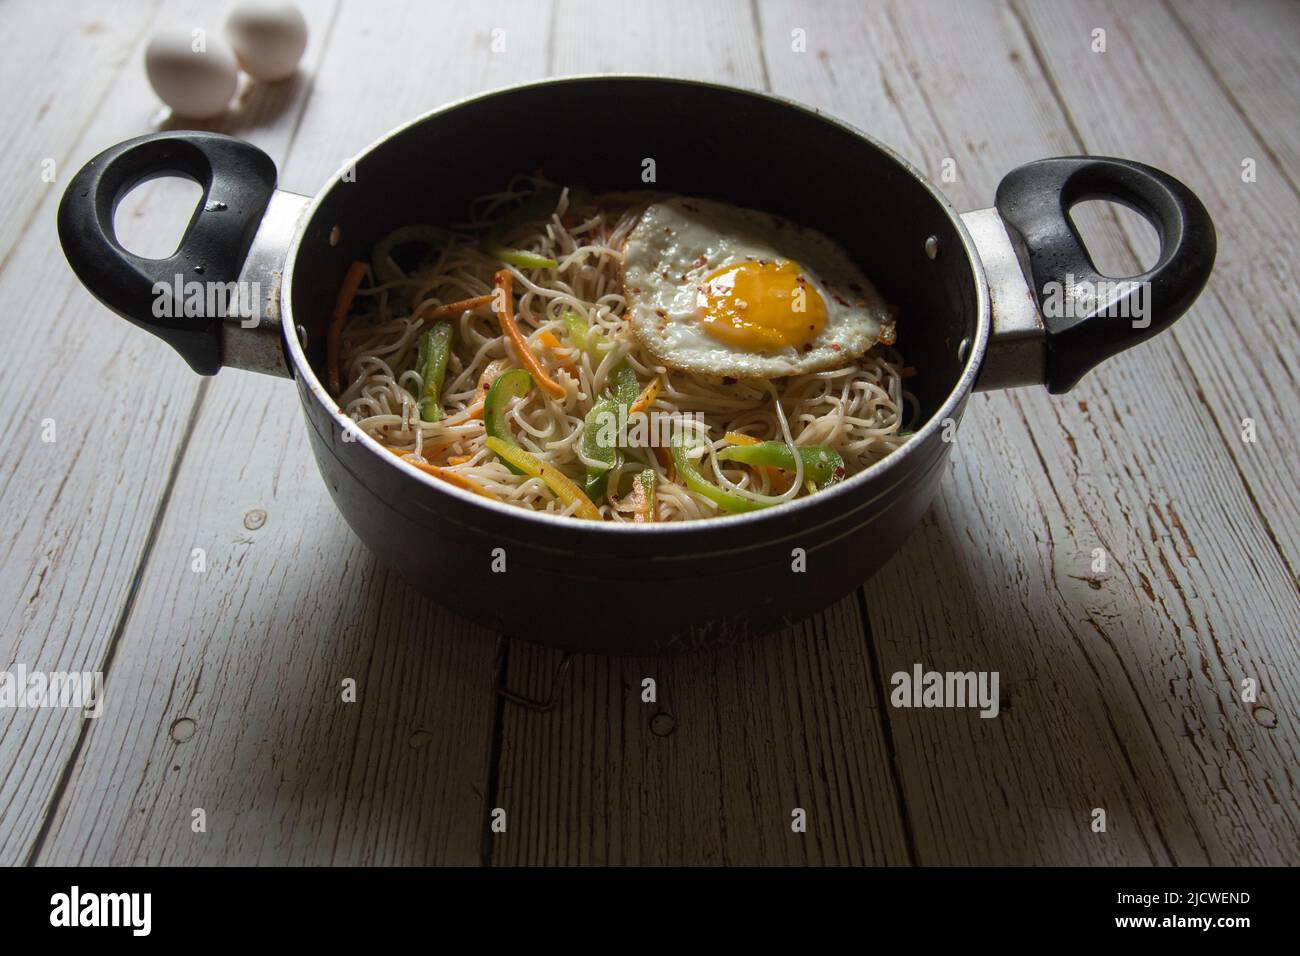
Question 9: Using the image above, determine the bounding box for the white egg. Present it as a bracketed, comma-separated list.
[620, 198, 888, 379]
[145, 26, 240, 119]
[225, 1, 308, 82]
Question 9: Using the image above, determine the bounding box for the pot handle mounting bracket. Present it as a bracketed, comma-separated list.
[57, 131, 278, 375]
[990, 155, 1216, 393]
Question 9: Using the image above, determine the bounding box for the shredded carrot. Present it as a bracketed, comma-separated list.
[327, 261, 369, 396]
[383, 446, 502, 501]
[447, 454, 472, 465]
[630, 377, 661, 417]
[417, 293, 494, 325]
[493, 270, 566, 399]
[467, 358, 510, 420]
[538, 328, 578, 379]
[652, 444, 676, 483]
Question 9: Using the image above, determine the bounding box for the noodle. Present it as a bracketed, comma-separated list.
[338, 176, 916, 522]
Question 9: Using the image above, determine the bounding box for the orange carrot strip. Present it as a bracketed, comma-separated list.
[538, 328, 578, 379]
[652, 444, 676, 483]
[383, 446, 502, 501]
[630, 377, 661, 417]
[493, 270, 566, 399]
[417, 293, 494, 324]
[327, 261, 369, 396]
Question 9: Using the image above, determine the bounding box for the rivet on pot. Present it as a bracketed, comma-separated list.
[957, 336, 971, 363]
[924, 235, 940, 259]
[328, 224, 341, 247]
[296, 324, 309, 348]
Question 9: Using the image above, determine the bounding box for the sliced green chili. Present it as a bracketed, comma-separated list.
[670, 434, 771, 514]
[580, 361, 641, 501]
[484, 368, 533, 475]
[372, 224, 452, 284]
[481, 243, 558, 270]
[563, 311, 589, 350]
[415, 321, 454, 422]
[716, 442, 846, 488]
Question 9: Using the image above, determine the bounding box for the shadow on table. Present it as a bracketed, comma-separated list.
[158, 71, 309, 138]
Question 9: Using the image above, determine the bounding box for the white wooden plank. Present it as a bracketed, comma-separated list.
[0, 0, 162, 269]
[550, 0, 765, 84]
[37, 0, 552, 866]
[1172, 0, 1300, 191]
[496, 600, 912, 865]
[759, 0, 1300, 863]
[1015, 0, 1300, 575]
[0, 0, 334, 865]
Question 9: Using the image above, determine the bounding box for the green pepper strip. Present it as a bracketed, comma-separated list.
[564, 310, 606, 357]
[716, 442, 846, 488]
[416, 322, 454, 422]
[480, 187, 563, 270]
[372, 224, 452, 284]
[481, 243, 559, 271]
[580, 362, 640, 501]
[670, 434, 771, 514]
[563, 311, 588, 350]
[484, 368, 533, 475]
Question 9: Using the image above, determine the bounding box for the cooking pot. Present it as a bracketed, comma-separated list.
[58, 76, 1215, 654]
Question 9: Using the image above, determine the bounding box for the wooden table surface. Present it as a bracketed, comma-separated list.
[1, 0, 1296, 866]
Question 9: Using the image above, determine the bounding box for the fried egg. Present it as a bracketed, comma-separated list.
[620, 197, 888, 378]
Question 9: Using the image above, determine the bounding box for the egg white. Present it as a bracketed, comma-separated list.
[620, 198, 887, 379]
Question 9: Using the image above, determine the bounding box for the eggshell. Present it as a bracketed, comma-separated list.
[145, 25, 239, 119]
[225, 1, 308, 82]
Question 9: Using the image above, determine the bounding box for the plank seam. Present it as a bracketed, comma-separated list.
[749, 0, 773, 91]
[23, 377, 211, 866]
[1006, 0, 1298, 588]
[1009, 390, 1209, 864]
[479, 637, 510, 866]
[0, 0, 166, 287]
[1161, 0, 1300, 202]
[853, 585, 920, 865]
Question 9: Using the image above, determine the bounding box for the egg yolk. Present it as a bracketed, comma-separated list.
[695, 260, 827, 352]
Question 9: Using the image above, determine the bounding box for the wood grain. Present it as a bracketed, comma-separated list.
[489, 0, 912, 866]
[1, 0, 1294, 868]
[36, 0, 551, 866]
[0, 0, 162, 269]
[1171, 0, 1300, 195]
[752, 0, 1299, 863]
[495, 599, 911, 865]
[0, 0, 335, 865]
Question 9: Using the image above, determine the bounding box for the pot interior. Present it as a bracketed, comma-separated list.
[290, 76, 979, 431]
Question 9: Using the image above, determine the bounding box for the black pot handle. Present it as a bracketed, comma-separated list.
[995, 156, 1215, 393]
[57, 131, 277, 375]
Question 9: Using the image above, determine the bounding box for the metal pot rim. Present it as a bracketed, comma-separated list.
[281, 73, 992, 535]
